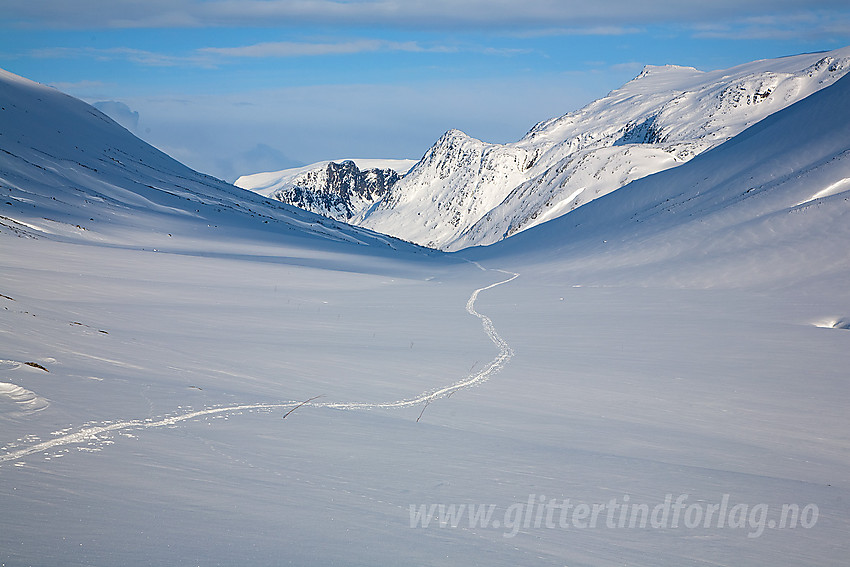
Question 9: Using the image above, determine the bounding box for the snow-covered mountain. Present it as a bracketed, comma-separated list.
[476, 68, 850, 289]
[0, 68, 425, 253]
[235, 159, 415, 222]
[357, 46, 850, 250]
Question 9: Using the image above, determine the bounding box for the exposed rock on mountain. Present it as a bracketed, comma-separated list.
[236, 159, 414, 223]
[271, 160, 400, 221]
[355, 47, 850, 250]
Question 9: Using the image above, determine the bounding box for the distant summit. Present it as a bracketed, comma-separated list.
[0, 67, 417, 252]
[237, 159, 415, 223]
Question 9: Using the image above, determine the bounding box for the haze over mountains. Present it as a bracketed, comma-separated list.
[0, 68, 427, 256]
[2, 47, 850, 567]
[239, 46, 850, 251]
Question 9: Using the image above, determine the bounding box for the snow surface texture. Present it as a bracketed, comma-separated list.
[347, 46, 850, 250]
[3, 60, 850, 567]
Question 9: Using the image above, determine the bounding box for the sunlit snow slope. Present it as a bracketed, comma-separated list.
[476, 69, 850, 289]
[360, 46, 850, 250]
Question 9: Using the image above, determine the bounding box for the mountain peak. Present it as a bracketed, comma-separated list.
[634, 63, 701, 80]
[353, 46, 850, 251]
[236, 159, 410, 223]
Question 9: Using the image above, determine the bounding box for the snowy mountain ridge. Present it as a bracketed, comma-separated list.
[236, 159, 415, 222]
[0, 68, 418, 253]
[355, 46, 850, 250]
[476, 69, 850, 289]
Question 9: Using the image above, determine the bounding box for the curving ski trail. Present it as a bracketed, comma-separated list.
[1, 265, 519, 464]
[321, 266, 518, 410]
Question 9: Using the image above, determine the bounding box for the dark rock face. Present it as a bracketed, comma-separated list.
[273, 161, 401, 221]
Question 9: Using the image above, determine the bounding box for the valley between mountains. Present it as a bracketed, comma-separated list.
[2, 48, 850, 566]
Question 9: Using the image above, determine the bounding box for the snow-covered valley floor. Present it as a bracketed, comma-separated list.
[2, 231, 848, 566]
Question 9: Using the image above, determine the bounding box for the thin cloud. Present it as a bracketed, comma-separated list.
[476, 47, 534, 56]
[511, 25, 643, 38]
[31, 46, 207, 67]
[5, 0, 850, 30]
[26, 39, 502, 68]
[691, 12, 850, 41]
[199, 39, 450, 58]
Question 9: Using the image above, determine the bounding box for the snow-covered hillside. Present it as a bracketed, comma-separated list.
[359, 46, 850, 250]
[476, 67, 850, 287]
[236, 158, 415, 222]
[0, 68, 419, 253]
[2, 63, 850, 567]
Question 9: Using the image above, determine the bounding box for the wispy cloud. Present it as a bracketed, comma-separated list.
[690, 12, 850, 41]
[511, 25, 643, 38]
[31, 46, 207, 67]
[5, 0, 849, 31]
[27, 38, 525, 68]
[199, 39, 452, 58]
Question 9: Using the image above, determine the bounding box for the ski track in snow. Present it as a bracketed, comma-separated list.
[0, 265, 519, 465]
[322, 263, 518, 410]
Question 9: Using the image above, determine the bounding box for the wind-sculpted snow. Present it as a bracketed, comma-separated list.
[358, 47, 850, 250]
[0, 382, 49, 415]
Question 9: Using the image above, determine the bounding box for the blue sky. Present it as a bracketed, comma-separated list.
[2, 1, 850, 181]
